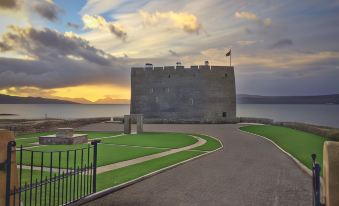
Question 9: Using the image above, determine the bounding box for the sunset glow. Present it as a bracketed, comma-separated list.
[0, 0, 338, 103]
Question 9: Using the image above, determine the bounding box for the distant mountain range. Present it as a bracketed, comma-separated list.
[1, 94, 339, 104]
[0, 94, 78, 104]
[237, 94, 339, 104]
[0, 94, 129, 104]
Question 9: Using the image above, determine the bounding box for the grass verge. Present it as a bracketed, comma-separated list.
[96, 150, 204, 190]
[100, 132, 197, 148]
[239, 125, 331, 173]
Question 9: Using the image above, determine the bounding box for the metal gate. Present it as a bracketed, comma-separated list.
[4, 140, 99, 206]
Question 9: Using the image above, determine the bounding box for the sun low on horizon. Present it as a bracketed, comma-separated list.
[0, 0, 338, 103]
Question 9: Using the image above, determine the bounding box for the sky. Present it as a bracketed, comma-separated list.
[0, 0, 338, 103]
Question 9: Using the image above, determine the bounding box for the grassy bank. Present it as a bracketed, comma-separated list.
[240, 125, 331, 172]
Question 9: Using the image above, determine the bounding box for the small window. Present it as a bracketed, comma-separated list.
[225, 73, 228, 78]
[190, 98, 194, 105]
[168, 74, 171, 78]
[222, 112, 227, 117]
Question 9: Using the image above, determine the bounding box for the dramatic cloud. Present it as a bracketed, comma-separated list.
[32, 0, 62, 22]
[0, 0, 19, 10]
[67, 22, 80, 29]
[271, 39, 293, 49]
[82, 14, 127, 41]
[0, 26, 129, 89]
[235, 11, 272, 27]
[168, 49, 180, 57]
[140, 11, 203, 34]
[237, 40, 257, 46]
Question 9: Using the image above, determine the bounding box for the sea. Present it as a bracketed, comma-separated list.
[0, 104, 338, 128]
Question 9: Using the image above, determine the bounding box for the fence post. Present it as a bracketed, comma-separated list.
[0, 129, 19, 206]
[314, 163, 321, 206]
[91, 140, 100, 193]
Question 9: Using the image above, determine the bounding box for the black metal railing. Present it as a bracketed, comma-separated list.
[5, 140, 99, 206]
[311, 154, 324, 206]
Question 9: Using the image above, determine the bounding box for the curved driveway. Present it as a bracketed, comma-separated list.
[82, 124, 312, 206]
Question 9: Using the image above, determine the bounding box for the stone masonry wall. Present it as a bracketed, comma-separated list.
[130, 65, 236, 123]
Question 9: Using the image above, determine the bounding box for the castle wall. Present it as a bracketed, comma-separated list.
[130, 65, 236, 123]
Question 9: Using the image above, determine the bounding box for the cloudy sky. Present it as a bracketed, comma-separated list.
[0, 0, 338, 103]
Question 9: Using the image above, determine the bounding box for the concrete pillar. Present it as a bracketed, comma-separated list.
[136, 115, 143, 134]
[323, 141, 339, 206]
[124, 115, 131, 134]
[0, 129, 19, 206]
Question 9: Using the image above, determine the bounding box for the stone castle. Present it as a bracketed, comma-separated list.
[130, 62, 236, 123]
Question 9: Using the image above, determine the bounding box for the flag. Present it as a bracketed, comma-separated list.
[226, 49, 231, 56]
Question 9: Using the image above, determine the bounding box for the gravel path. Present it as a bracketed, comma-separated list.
[80, 123, 312, 206]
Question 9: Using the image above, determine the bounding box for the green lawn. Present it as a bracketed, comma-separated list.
[18, 144, 167, 169]
[100, 132, 198, 148]
[97, 150, 204, 190]
[15, 131, 120, 147]
[12, 131, 222, 205]
[240, 125, 331, 172]
[193, 134, 222, 151]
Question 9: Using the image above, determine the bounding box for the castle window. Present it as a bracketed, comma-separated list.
[222, 112, 227, 117]
[225, 73, 228, 78]
[168, 74, 171, 78]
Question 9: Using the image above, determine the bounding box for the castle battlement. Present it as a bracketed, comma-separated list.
[132, 65, 234, 73]
[130, 62, 236, 123]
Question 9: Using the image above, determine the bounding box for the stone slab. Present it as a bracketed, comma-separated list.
[39, 134, 88, 145]
[56, 128, 74, 138]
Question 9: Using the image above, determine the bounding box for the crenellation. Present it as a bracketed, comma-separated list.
[153, 66, 163, 71]
[199, 65, 211, 70]
[145, 67, 154, 72]
[164, 66, 175, 72]
[130, 62, 236, 123]
[164, 66, 175, 70]
[131, 65, 233, 75]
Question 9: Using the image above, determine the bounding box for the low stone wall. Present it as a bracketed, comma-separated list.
[238, 117, 339, 140]
[39, 134, 88, 145]
[238, 117, 274, 124]
[0, 117, 110, 135]
[272, 122, 339, 141]
[143, 118, 238, 124]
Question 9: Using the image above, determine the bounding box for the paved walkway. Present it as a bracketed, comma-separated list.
[79, 123, 312, 206]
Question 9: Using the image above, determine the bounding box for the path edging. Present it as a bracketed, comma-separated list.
[71, 134, 223, 206]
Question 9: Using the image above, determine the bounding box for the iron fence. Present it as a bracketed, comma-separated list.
[5, 140, 99, 206]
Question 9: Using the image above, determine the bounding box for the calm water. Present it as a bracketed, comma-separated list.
[0, 104, 338, 128]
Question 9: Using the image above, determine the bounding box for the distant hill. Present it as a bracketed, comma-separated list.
[94, 97, 130, 104]
[0, 94, 78, 104]
[237, 94, 339, 104]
